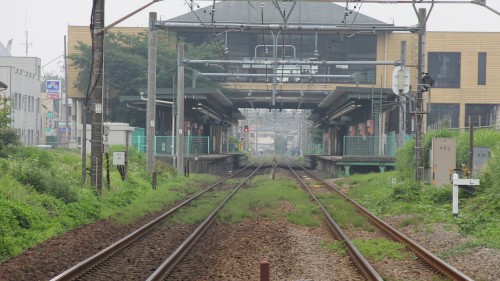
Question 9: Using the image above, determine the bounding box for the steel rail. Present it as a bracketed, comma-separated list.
[294, 162, 475, 281]
[146, 162, 264, 280]
[286, 162, 383, 281]
[50, 161, 258, 281]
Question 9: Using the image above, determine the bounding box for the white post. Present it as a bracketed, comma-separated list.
[452, 172, 459, 218]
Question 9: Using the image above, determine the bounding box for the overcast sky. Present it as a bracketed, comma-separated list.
[1, 0, 500, 75]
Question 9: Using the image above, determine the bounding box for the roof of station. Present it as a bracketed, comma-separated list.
[168, 1, 390, 27]
[120, 87, 246, 122]
[134, 1, 399, 124]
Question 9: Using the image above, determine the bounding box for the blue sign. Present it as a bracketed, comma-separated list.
[46, 80, 60, 93]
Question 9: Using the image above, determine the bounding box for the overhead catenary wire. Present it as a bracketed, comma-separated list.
[181, 0, 244, 98]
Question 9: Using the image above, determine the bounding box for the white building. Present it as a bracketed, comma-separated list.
[0, 55, 42, 145]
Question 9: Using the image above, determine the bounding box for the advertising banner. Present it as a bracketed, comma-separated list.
[46, 80, 61, 99]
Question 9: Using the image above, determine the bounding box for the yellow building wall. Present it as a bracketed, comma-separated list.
[379, 31, 500, 129]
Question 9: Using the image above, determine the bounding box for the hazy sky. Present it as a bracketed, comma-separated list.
[2, 0, 500, 75]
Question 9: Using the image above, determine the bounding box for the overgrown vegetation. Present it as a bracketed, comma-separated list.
[0, 146, 207, 263]
[316, 192, 374, 231]
[352, 238, 410, 261]
[319, 240, 347, 256]
[344, 128, 500, 252]
[0, 97, 19, 157]
[219, 174, 321, 227]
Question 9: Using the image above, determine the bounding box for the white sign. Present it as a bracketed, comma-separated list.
[392, 66, 410, 95]
[453, 179, 480, 186]
[113, 151, 125, 165]
[452, 173, 480, 217]
[95, 103, 102, 114]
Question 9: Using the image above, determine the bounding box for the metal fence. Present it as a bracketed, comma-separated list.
[305, 144, 324, 155]
[132, 136, 211, 156]
[343, 132, 398, 157]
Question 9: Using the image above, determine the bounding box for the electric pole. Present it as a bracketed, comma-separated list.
[176, 43, 185, 174]
[415, 8, 427, 183]
[87, 1, 162, 191]
[90, 0, 105, 193]
[146, 12, 157, 173]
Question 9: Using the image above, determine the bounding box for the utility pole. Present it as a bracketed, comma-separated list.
[64, 35, 70, 147]
[146, 12, 157, 173]
[87, 0, 162, 191]
[90, 0, 105, 193]
[415, 8, 427, 183]
[399, 41, 407, 147]
[176, 43, 185, 174]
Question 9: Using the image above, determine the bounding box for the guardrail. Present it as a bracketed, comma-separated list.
[343, 134, 397, 157]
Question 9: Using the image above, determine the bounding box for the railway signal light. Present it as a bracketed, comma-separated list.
[244, 125, 249, 133]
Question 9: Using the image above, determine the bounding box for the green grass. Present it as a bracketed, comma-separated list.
[219, 174, 321, 227]
[438, 240, 486, 259]
[167, 189, 231, 225]
[319, 240, 347, 256]
[352, 238, 411, 261]
[104, 174, 217, 224]
[0, 146, 216, 263]
[342, 168, 499, 251]
[317, 192, 374, 231]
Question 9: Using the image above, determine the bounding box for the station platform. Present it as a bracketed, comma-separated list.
[305, 155, 395, 177]
[156, 153, 248, 175]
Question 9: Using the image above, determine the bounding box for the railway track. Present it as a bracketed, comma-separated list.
[285, 159, 474, 281]
[49, 157, 474, 280]
[146, 162, 264, 280]
[50, 162, 262, 281]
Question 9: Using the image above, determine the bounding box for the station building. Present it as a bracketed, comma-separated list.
[67, 1, 500, 175]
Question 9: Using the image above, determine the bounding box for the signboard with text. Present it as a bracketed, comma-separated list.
[46, 80, 60, 99]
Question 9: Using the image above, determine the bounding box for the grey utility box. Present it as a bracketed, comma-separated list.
[430, 138, 456, 185]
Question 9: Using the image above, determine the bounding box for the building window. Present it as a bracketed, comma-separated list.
[465, 104, 496, 128]
[478, 52, 486, 85]
[427, 103, 460, 130]
[428, 52, 461, 88]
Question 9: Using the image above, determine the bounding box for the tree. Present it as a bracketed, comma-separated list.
[0, 98, 19, 154]
[0, 98, 10, 128]
[69, 31, 220, 127]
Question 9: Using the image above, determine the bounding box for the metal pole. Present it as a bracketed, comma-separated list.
[64, 35, 70, 147]
[172, 76, 176, 167]
[271, 31, 280, 106]
[81, 100, 87, 185]
[125, 130, 129, 181]
[146, 12, 157, 174]
[399, 41, 407, 147]
[176, 43, 185, 174]
[90, 0, 104, 193]
[469, 116, 474, 176]
[415, 8, 427, 183]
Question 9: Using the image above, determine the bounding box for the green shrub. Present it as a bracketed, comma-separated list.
[391, 182, 420, 202]
[395, 139, 415, 181]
